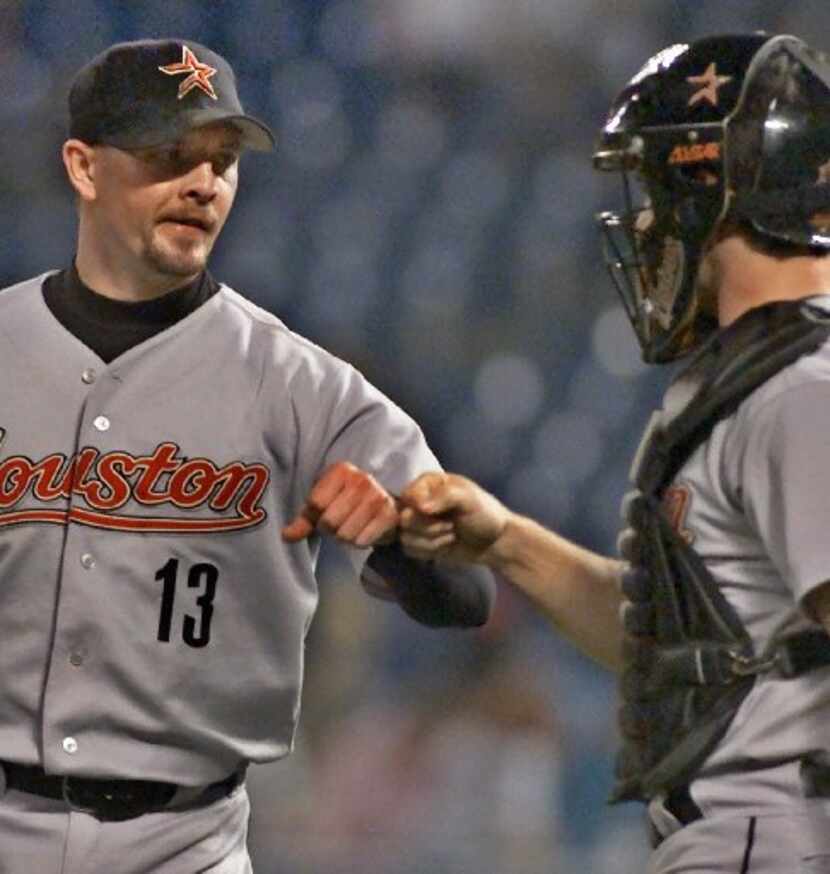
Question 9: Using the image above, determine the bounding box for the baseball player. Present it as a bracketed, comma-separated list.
[400, 33, 830, 873]
[0, 39, 495, 873]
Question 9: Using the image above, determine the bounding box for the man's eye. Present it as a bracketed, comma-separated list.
[213, 154, 238, 174]
[141, 147, 181, 171]
[138, 146, 238, 175]
[163, 148, 184, 169]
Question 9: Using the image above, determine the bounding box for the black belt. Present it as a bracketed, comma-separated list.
[665, 786, 703, 825]
[1, 761, 244, 822]
[649, 785, 703, 848]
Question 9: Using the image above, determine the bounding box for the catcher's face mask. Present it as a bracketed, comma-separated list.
[597, 167, 690, 362]
[595, 143, 721, 364]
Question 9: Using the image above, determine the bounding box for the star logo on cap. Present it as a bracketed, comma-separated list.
[158, 46, 218, 101]
[686, 63, 732, 108]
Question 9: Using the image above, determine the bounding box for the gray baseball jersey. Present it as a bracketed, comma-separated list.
[0, 272, 440, 788]
[648, 297, 830, 870]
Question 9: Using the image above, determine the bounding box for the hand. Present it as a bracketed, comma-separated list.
[282, 462, 399, 547]
[398, 472, 510, 565]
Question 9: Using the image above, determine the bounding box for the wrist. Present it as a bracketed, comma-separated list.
[481, 511, 525, 572]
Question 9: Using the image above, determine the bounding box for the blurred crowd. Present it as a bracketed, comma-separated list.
[4, 1, 830, 871]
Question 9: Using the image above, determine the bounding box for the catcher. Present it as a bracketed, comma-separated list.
[401, 32, 830, 873]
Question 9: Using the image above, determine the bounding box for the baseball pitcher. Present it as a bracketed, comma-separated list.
[0, 40, 495, 873]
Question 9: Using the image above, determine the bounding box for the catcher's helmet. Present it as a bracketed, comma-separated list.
[594, 33, 830, 363]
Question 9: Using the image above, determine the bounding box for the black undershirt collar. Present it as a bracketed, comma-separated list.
[42, 262, 220, 364]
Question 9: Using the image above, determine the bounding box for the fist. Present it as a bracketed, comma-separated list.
[282, 462, 399, 547]
[398, 471, 509, 565]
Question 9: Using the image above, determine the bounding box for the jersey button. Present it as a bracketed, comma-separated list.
[80, 553, 95, 569]
[69, 650, 85, 667]
[81, 369, 97, 385]
[62, 737, 78, 755]
[93, 416, 110, 432]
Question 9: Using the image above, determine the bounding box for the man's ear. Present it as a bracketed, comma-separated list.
[62, 139, 98, 203]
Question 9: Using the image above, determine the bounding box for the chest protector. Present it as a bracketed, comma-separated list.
[612, 298, 830, 804]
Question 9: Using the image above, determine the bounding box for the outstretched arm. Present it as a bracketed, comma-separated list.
[399, 472, 624, 671]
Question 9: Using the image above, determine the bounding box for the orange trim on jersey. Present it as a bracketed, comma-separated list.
[0, 505, 266, 532]
[663, 483, 695, 545]
[0, 509, 69, 527]
[68, 506, 266, 532]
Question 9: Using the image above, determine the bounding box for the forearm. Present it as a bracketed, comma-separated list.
[484, 513, 625, 671]
[367, 542, 496, 628]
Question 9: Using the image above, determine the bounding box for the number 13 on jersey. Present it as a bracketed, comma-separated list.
[155, 558, 219, 648]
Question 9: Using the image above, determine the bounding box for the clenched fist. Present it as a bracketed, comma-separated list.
[398, 471, 510, 565]
[282, 461, 398, 547]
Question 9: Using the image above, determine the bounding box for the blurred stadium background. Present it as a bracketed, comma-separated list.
[3, 1, 829, 871]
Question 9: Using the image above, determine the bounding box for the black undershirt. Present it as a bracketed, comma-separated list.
[42, 263, 219, 363]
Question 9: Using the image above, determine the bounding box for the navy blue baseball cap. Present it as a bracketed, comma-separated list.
[69, 39, 275, 151]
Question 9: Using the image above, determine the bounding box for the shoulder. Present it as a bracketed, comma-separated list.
[726, 304, 830, 449]
[0, 272, 58, 311]
[751, 339, 830, 411]
[728, 296, 830, 417]
[218, 285, 337, 357]
[214, 283, 369, 387]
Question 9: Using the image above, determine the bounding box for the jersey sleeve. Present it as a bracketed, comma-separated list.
[315, 364, 440, 495]
[266, 340, 441, 583]
[317, 365, 441, 585]
[737, 379, 830, 605]
[261, 330, 441, 502]
[254, 319, 494, 625]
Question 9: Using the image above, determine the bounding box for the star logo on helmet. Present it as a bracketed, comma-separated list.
[158, 46, 218, 101]
[686, 63, 732, 108]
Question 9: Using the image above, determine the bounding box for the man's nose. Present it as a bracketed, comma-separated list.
[183, 160, 218, 203]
